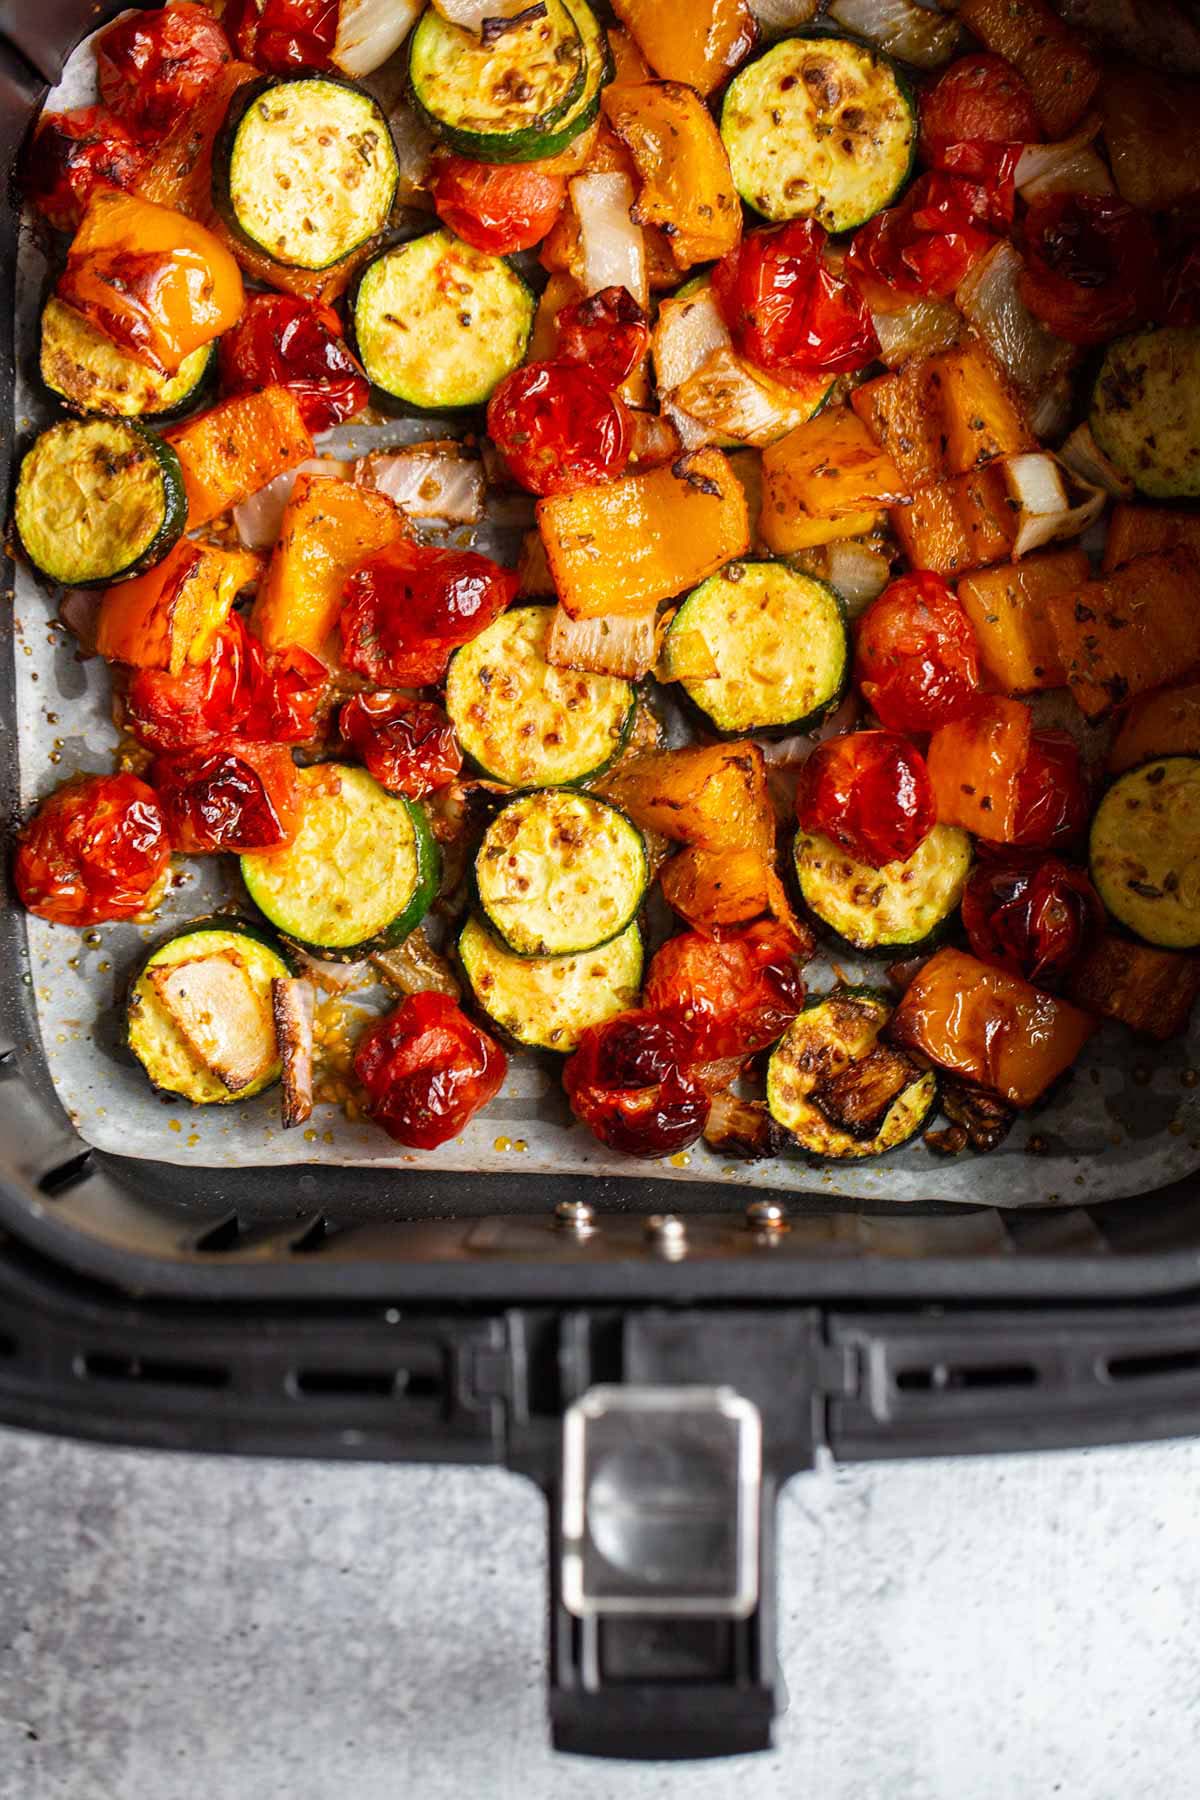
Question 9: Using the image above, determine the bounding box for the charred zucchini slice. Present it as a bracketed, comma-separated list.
[408, 0, 588, 162]
[766, 987, 937, 1160]
[216, 72, 398, 271]
[1090, 327, 1200, 500]
[667, 562, 848, 735]
[474, 790, 647, 957]
[793, 823, 972, 954]
[721, 35, 916, 231]
[353, 229, 534, 410]
[40, 298, 214, 421]
[15, 417, 187, 588]
[127, 920, 293, 1107]
[1089, 756, 1200, 948]
[240, 764, 440, 960]
[445, 605, 634, 787]
[459, 915, 643, 1052]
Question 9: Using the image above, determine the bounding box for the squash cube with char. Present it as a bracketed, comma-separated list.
[956, 548, 1088, 694]
[1046, 549, 1200, 721]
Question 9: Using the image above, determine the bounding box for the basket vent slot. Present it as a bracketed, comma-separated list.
[192, 1214, 242, 1254]
[291, 1366, 442, 1401]
[37, 1149, 94, 1198]
[895, 1360, 1038, 1393]
[1105, 1347, 1200, 1382]
[79, 1351, 230, 1390]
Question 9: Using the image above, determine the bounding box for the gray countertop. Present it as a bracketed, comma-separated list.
[2, 1427, 1198, 1799]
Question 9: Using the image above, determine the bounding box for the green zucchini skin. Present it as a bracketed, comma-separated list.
[445, 604, 635, 788]
[458, 914, 643, 1054]
[240, 765, 441, 962]
[1088, 756, 1200, 949]
[352, 229, 534, 412]
[667, 562, 849, 737]
[1090, 327, 1200, 500]
[214, 71, 398, 272]
[126, 918, 296, 1107]
[720, 34, 917, 232]
[408, 0, 590, 162]
[473, 789, 648, 958]
[791, 822, 972, 956]
[15, 417, 187, 588]
[766, 986, 937, 1161]
[40, 297, 215, 421]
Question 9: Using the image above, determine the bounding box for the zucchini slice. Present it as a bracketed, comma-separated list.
[216, 72, 398, 271]
[459, 915, 643, 1052]
[793, 823, 972, 954]
[1090, 327, 1200, 500]
[1089, 756, 1200, 949]
[445, 604, 634, 787]
[15, 417, 187, 588]
[667, 562, 848, 735]
[408, 0, 590, 162]
[474, 789, 647, 956]
[766, 988, 937, 1160]
[721, 36, 916, 232]
[127, 920, 294, 1107]
[40, 298, 214, 421]
[240, 764, 440, 960]
[353, 229, 534, 410]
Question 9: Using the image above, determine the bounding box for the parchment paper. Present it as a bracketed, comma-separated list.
[12, 28, 1199, 1205]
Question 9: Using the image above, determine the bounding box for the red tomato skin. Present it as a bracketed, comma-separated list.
[712, 220, 880, 383]
[339, 694, 462, 798]
[554, 286, 650, 390]
[124, 620, 251, 753]
[431, 156, 566, 255]
[919, 54, 1041, 162]
[1018, 194, 1160, 346]
[796, 732, 937, 869]
[354, 992, 507, 1149]
[486, 362, 631, 496]
[150, 741, 302, 854]
[962, 853, 1103, 988]
[237, 637, 330, 745]
[340, 541, 518, 688]
[21, 107, 146, 232]
[223, 0, 338, 72]
[96, 4, 232, 140]
[1006, 732, 1090, 850]
[219, 294, 368, 434]
[847, 175, 996, 302]
[562, 1012, 711, 1159]
[642, 922, 807, 1060]
[15, 773, 170, 927]
[855, 573, 981, 733]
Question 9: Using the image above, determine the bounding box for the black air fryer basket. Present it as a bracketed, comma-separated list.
[4, 0, 1200, 1762]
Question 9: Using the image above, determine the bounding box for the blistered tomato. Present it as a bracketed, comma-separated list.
[711, 219, 879, 384]
[219, 294, 368, 434]
[340, 540, 518, 688]
[15, 773, 170, 927]
[340, 694, 462, 798]
[96, 4, 232, 140]
[796, 732, 936, 868]
[21, 108, 146, 233]
[486, 362, 631, 496]
[1019, 194, 1160, 345]
[855, 572, 981, 733]
[354, 992, 507, 1149]
[562, 1011, 712, 1159]
[151, 741, 302, 854]
[962, 853, 1103, 988]
[124, 620, 251, 753]
[431, 155, 567, 256]
[555, 285, 650, 390]
[918, 54, 1041, 161]
[643, 922, 807, 1060]
[1007, 731, 1090, 849]
[223, 0, 338, 72]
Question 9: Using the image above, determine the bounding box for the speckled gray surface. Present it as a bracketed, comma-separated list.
[1, 1429, 1198, 1798]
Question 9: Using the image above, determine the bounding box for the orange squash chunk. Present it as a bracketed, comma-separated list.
[890, 463, 1015, 578]
[166, 386, 314, 530]
[1068, 936, 1200, 1042]
[957, 0, 1099, 137]
[609, 0, 754, 95]
[1108, 682, 1200, 775]
[537, 448, 749, 619]
[137, 60, 259, 220]
[1046, 549, 1200, 721]
[1102, 503, 1200, 574]
[661, 846, 809, 943]
[927, 697, 1032, 840]
[97, 541, 260, 673]
[851, 360, 943, 487]
[252, 476, 407, 656]
[928, 344, 1034, 475]
[956, 548, 1088, 694]
[603, 81, 741, 268]
[763, 409, 909, 519]
[598, 740, 773, 855]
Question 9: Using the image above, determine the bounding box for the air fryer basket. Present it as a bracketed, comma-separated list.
[4, 1, 1200, 1760]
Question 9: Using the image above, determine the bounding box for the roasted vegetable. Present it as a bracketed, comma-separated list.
[852, 342, 1034, 485]
[166, 385, 314, 529]
[603, 81, 741, 269]
[608, 0, 753, 95]
[1102, 504, 1200, 575]
[889, 461, 1014, 577]
[1067, 936, 1200, 1043]
[1046, 549, 1200, 721]
[599, 739, 774, 854]
[96, 540, 259, 672]
[251, 475, 405, 655]
[15, 417, 187, 589]
[762, 408, 909, 520]
[458, 915, 643, 1052]
[926, 696, 1032, 840]
[1089, 757, 1200, 950]
[955, 548, 1087, 694]
[1090, 327, 1200, 501]
[474, 790, 648, 956]
[1108, 682, 1200, 776]
[1099, 66, 1200, 213]
[956, 0, 1099, 137]
[793, 823, 972, 955]
[767, 988, 937, 1160]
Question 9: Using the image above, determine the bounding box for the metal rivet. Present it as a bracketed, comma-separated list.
[746, 1199, 789, 1234]
[555, 1199, 596, 1235]
[644, 1214, 687, 1258]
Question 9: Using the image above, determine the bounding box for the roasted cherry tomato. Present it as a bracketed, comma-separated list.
[1019, 194, 1160, 346]
[124, 619, 251, 753]
[962, 853, 1103, 989]
[219, 294, 368, 434]
[911, 163, 1015, 236]
[340, 541, 518, 688]
[14, 773, 170, 928]
[21, 107, 146, 233]
[340, 693, 462, 798]
[151, 741, 302, 854]
[555, 285, 650, 390]
[223, 0, 337, 72]
[486, 362, 631, 496]
[96, 3, 233, 140]
[643, 921, 807, 1060]
[855, 573, 981, 733]
[847, 174, 996, 302]
[431, 155, 566, 256]
[711, 219, 879, 385]
[924, 140, 1020, 228]
[796, 731, 936, 869]
[353, 992, 507, 1149]
[238, 638, 330, 745]
[1007, 731, 1090, 849]
[562, 1011, 712, 1159]
[919, 54, 1041, 162]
